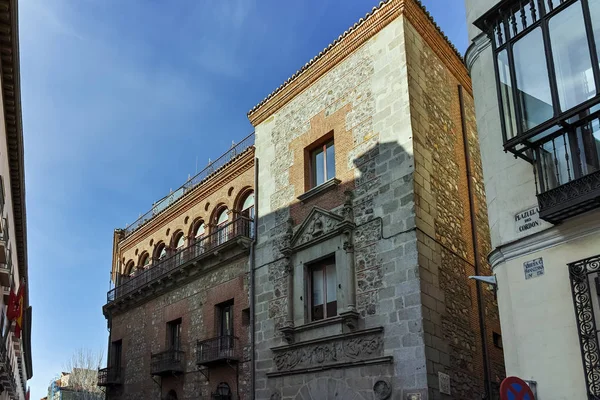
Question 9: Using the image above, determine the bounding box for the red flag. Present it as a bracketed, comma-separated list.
[25, 387, 30, 400]
[6, 284, 18, 321]
[13, 284, 24, 338]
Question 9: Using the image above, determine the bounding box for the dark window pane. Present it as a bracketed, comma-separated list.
[498, 50, 518, 139]
[540, 134, 574, 189]
[550, 1, 596, 111]
[513, 27, 554, 131]
[326, 301, 337, 318]
[577, 119, 600, 175]
[326, 143, 335, 181]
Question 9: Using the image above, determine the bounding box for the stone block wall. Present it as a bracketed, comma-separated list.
[404, 17, 505, 400]
[252, 13, 427, 400]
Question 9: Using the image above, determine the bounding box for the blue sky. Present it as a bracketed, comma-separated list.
[19, 0, 468, 397]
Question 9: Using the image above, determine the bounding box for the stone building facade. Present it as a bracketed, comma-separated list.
[102, 141, 255, 400]
[248, 0, 504, 399]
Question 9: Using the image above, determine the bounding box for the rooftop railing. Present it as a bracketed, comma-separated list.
[123, 133, 255, 238]
[107, 216, 253, 303]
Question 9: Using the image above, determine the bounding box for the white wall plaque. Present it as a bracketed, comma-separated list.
[524, 258, 544, 280]
[515, 206, 542, 234]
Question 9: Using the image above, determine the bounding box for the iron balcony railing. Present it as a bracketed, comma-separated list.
[197, 335, 239, 366]
[97, 367, 122, 386]
[123, 133, 255, 238]
[107, 217, 253, 303]
[150, 349, 185, 376]
[533, 114, 600, 223]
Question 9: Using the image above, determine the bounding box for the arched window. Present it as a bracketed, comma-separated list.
[194, 222, 206, 240]
[139, 252, 150, 268]
[241, 192, 255, 219]
[155, 242, 167, 261]
[240, 192, 255, 237]
[124, 260, 135, 280]
[215, 208, 229, 245]
[213, 383, 231, 400]
[174, 232, 185, 251]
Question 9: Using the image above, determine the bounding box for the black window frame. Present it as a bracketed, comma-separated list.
[475, 0, 600, 157]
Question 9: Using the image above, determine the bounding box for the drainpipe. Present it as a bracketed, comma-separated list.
[458, 85, 493, 399]
[249, 156, 258, 400]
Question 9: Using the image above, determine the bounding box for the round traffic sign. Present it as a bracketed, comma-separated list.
[500, 377, 535, 400]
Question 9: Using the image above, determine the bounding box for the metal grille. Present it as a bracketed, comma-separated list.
[123, 133, 254, 237]
[97, 367, 121, 386]
[197, 336, 238, 365]
[107, 217, 253, 303]
[569, 254, 600, 399]
[150, 349, 185, 376]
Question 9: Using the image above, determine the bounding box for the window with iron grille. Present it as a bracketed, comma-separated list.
[475, 0, 600, 222]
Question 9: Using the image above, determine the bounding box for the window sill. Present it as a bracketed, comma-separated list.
[279, 311, 359, 344]
[297, 178, 341, 203]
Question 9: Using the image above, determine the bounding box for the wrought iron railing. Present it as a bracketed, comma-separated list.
[97, 366, 122, 386]
[533, 115, 600, 222]
[197, 335, 239, 365]
[107, 217, 253, 303]
[150, 349, 185, 375]
[123, 133, 255, 238]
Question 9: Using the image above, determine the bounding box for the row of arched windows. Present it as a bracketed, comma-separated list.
[121, 190, 254, 278]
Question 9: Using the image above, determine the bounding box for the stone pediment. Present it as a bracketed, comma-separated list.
[290, 207, 345, 248]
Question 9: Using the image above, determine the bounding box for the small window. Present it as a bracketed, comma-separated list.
[493, 332, 503, 349]
[308, 256, 337, 321]
[242, 308, 250, 327]
[111, 340, 122, 371]
[218, 301, 234, 337]
[167, 318, 182, 350]
[310, 140, 335, 188]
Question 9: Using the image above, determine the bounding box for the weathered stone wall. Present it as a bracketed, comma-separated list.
[404, 18, 505, 400]
[252, 14, 426, 400]
[107, 256, 251, 400]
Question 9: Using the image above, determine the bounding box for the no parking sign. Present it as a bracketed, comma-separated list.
[500, 377, 535, 400]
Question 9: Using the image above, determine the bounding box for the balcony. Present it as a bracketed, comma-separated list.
[533, 116, 600, 223]
[0, 261, 10, 288]
[150, 349, 185, 376]
[123, 133, 254, 238]
[197, 336, 239, 367]
[97, 367, 122, 387]
[107, 216, 253, 304]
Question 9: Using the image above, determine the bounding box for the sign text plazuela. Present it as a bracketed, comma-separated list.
[515, 206, 541, 233]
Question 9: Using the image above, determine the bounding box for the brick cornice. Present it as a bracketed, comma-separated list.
[118, 149, 255, 253]
[247, 0, 470, 127]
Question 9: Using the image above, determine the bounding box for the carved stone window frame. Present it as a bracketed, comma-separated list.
[279, 201, 358, 343]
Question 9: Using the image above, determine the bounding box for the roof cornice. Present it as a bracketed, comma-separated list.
[0, 1, 28, 295]
[247, 0, 471, 127]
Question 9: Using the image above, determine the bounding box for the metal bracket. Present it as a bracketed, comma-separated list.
[198, 366, 209, 381]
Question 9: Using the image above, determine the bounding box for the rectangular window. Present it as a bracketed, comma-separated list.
[513, 27, 554, 132]
[311, 140, 335, 188]
[308, 256, 337, 321]
[111, 340, 122, 371]
[549, 1, 596, 111]
[218, 301, 234, 337]
[167, 318, 182, 350]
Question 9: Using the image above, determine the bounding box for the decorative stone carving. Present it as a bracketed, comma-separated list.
[271, 328, 385, 373]
[291, 207, 344, 248]
[342, 189, 354, 223]
[373, 380, 391, 400]
[270, 391, 281, 400]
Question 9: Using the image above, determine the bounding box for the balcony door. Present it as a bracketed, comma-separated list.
[218, 301, 233, 353]
[111, 340, 122, 373]
[216, 209, 229, 246]
[167, 319, 182, 352]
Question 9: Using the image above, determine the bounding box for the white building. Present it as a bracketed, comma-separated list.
[0, 0, 33, 399]
[465, 0, 600, 398]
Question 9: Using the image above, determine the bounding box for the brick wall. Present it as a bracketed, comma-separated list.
[404, 17, 505, 400]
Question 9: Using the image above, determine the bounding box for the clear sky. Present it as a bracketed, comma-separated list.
[19, 0, 468, 397]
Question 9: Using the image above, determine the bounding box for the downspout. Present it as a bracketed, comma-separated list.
[458, 85, 493, 399]
[249, 155, 258, 400]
